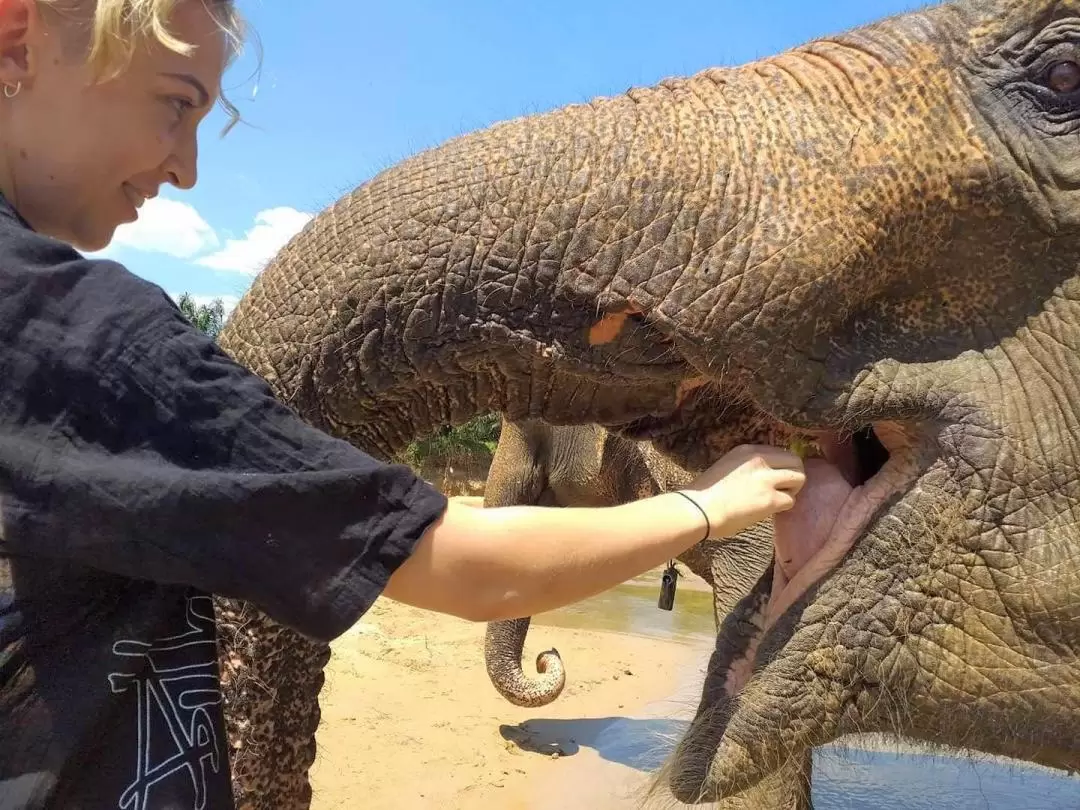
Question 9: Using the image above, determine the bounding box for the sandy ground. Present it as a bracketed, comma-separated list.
[308, 580, 712, 810]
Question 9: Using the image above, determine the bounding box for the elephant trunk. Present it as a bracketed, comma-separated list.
[219, 11, 979, 468]
[483, 617, 565, 708]
[483, 526, 777, 708]
[218, 68, 745, 465]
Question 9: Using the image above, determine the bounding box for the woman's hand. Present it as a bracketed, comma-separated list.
[681, 444, 807, 540]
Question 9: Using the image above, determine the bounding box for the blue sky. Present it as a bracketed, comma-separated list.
[99, 0, 926, 317]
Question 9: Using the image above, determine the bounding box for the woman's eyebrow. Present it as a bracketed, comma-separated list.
[160, 72, 210, 107]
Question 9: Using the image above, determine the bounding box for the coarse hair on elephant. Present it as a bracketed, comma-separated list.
[214, 0, 1080, 806]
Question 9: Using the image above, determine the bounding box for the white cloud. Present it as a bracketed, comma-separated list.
[86, 200, 313, 289]
[104, 197, 219, 259]
[195, 206, 313, 276]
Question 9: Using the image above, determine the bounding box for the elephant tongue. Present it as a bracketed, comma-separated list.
[723, 457, 857, 698]
[772, 458, 854, 581]
[723, 457, 858, 698]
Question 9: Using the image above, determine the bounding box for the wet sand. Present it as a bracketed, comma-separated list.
[306, 569, 1080, 810]
[308, 568, 714, 810]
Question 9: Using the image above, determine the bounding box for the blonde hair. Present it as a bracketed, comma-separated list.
[40, 0, 253, 132]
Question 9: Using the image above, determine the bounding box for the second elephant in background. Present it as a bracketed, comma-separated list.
[481, 417, 775, 710]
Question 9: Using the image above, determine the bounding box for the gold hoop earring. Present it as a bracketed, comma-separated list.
[3, 82, 21, 99]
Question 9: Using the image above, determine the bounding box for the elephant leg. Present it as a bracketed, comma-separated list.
[216, 595, 328, 810]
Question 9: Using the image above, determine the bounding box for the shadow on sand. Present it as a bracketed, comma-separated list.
[500, 716, 688, 771]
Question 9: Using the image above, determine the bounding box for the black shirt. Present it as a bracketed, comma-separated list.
[0, 196, 449, 809]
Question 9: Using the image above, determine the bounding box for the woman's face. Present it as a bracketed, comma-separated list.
[0, 0, 227, 250]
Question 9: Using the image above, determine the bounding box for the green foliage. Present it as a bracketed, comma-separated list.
[177, 292, 226, 341]
[400, 413, 501, 467]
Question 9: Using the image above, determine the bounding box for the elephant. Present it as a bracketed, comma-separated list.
[481, 416, 776, 709]
[211, 0, 1080, 806]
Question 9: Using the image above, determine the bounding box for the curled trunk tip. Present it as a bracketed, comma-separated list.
[483, 618, 567, 708]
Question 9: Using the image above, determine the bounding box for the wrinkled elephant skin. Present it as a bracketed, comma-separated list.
[213, 1, 1080, 806]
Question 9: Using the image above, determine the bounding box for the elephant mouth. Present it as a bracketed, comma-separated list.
[615, 394, 927, 623]
[669, 416, 931, 803]
[759, 421, 919, 636]
[816, 425, 891, 487]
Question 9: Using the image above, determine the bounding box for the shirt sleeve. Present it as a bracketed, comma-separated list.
[0, 243, 449, 643]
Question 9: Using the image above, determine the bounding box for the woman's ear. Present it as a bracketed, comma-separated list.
[0, 0, 40, 88]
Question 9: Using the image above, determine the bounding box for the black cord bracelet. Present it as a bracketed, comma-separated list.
[674, 490, 711, 542]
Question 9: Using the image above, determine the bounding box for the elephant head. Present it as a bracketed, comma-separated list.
[218, 0, 1080, 804]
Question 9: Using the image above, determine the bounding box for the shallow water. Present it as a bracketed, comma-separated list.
[528, 574, 1080, 808]
[813, 743, 1080, 809]
[520, 713, 1080, 809]
[532, 571, 716, 645]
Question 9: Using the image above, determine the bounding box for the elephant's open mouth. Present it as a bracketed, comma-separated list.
[762, 421, 920, 634]
[667, 415, 932, 803]
[820, 425, 891, 486]
[617, 394, 927, 630]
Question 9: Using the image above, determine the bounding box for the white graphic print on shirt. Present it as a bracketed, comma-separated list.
[107, 594, 223, 810]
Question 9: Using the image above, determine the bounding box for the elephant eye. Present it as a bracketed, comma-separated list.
[1047, 60, 1080, 94]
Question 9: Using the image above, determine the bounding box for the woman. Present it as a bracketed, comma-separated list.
[0, 1, 806, 808]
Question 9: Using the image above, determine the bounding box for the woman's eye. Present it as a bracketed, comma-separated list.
[168, 97, 194, 118]
[1046, 60, 1080, 94]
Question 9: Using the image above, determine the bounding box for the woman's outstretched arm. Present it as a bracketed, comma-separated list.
[383, 445, 805, 621]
